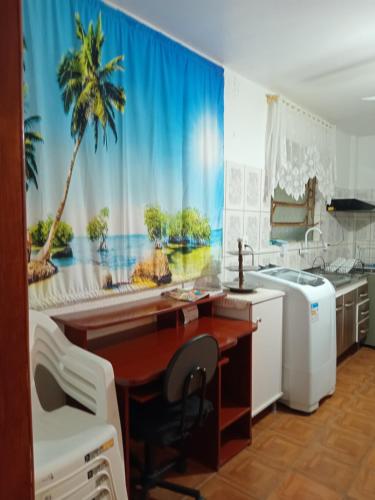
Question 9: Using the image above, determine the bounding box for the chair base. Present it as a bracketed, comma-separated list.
[132, 443, 205, 500]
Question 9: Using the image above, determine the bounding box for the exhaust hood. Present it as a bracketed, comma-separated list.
[327, 198, 375, 212]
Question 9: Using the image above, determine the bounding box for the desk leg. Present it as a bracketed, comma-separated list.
[117, 385, 131, 495]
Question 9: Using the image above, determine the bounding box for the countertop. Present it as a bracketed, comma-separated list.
[335, 275, 368, 298]
[219, 288, 285, 306]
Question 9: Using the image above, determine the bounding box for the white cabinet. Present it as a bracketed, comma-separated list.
[214, 291, 283, 417]
[251, 297, 283, 416]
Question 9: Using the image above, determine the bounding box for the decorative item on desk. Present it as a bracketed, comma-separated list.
[162, 288, 209, 302]
[182, 304, 199, 324]
[223, 238, 259, 293]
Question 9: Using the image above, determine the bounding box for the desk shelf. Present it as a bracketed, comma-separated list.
[220, 406, 250, 431]
[218, 335, 252, 465]
[220, 413, 251, 466]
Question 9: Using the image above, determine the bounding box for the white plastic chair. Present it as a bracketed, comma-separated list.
[29, 310, 128, 500]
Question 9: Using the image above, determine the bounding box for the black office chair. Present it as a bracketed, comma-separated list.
[130, 334, 219, 500]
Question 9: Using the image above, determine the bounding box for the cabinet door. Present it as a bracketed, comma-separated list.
[252, 297, 283, 417]
[336, 297, 344, 357]
[358, 318, 369, 343]
[343, 291, 356, 353]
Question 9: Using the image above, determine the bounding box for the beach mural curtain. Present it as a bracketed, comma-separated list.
[23, 0, 224, 309]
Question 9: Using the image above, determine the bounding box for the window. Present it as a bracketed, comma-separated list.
[270, 178, 316, 242]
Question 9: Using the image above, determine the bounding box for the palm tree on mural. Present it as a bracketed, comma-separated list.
[37, 12, 126, 261]
[24, 115, 43, 190]
[23, 38, 43, 191]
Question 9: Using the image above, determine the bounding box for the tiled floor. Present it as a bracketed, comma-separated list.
[132, 347, 375, 499]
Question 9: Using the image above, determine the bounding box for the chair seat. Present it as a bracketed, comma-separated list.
[131, 395, 213, 447]
[33, 405, 117, 488]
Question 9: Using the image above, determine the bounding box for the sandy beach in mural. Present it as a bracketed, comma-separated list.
[28, 232, 222, 308]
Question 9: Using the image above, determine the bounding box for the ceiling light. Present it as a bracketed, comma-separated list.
[362, 96, 375, 101]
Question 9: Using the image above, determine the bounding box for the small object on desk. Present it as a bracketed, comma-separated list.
[223, 280, 258, 293]
[224, 238, 259, 292]
[162, 288, 209, 302]
[182, 304, 199, 324]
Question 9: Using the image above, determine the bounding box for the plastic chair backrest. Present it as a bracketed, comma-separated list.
[163, 334, 218, 403]
[29, 310, 104, 416]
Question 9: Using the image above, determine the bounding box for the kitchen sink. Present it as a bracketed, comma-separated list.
[305, 268, 353, 288]
[321, 273, 352, 288]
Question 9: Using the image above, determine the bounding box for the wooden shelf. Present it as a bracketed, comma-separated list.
[219, 404, 251, 466]
[218, 356, 230, 368]
[220, 435, 250, 467]
[220, 406, 250, 431]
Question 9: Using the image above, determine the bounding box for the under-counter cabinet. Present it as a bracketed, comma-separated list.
[343, 290, 356, 354]
[357, 283, 370, 343]
[336, 281, 369, 357]
[214, 289, 284, 417]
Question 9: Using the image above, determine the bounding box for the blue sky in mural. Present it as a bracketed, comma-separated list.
[23, 0, 224, 237]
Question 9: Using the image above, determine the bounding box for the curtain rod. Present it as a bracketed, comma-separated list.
[266, 94, 334, 129]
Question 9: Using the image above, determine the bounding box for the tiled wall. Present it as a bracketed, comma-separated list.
[223, 162, 359, 281]
[334, 187, 375, 264]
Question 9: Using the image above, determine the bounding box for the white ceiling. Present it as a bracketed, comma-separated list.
[109, 0, 375, 136]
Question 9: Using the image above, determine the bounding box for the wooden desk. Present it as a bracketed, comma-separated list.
[53, 294, 256, 494]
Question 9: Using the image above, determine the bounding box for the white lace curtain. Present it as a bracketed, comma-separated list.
[264, 96, 336, 203]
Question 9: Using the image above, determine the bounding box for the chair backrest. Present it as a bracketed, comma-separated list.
[163, 334, 218, 403]
[28, 310, 118, 424]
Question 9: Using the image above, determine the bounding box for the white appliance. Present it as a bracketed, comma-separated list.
[250, 267, 336, 413]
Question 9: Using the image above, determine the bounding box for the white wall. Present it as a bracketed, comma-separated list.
[356, 135, 375, 191]
[336, 129, 356, 190]
[224, 71, 267, 168]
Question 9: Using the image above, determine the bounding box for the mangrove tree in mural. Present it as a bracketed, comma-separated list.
[144, 206, 211, 247]
[87, 207, 110, 251]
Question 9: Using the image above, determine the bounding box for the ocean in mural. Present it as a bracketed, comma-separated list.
[23, 0, 224, 308]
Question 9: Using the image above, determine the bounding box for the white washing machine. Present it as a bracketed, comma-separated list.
[250, 267, 336, 413]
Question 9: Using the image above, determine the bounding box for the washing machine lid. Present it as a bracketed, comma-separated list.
[260, 267, 325, 287]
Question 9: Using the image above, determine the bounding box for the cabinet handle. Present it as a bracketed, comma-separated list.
[336, 306, 343, 312]
[360, 310, 369, 316]
[255, 317, 262, 327]
[360, 328, 369, 335]
[360, 293, 368, 298]
[345, 302, 354, 308]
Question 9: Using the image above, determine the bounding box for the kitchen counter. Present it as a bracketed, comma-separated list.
[220, 287, 285, 305]
[305, 267, 368, 298]
[335, 275, 368, 298]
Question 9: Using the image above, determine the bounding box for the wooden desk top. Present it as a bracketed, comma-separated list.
[52, 293, 226, 331]
[94, 316, 255, 386]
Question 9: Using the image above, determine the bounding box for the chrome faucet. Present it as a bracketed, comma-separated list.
[300, 227, 327, 255]
[244, 243, 256, 268]
[312, 255, 326, 272]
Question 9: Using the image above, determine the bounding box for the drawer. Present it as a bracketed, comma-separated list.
[357, 283, 369, 301]
[358, 299, 370, 321]
[344, 291, 356, 307]
[358, 317, 370, 342]
[336, 296, 343, 310]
